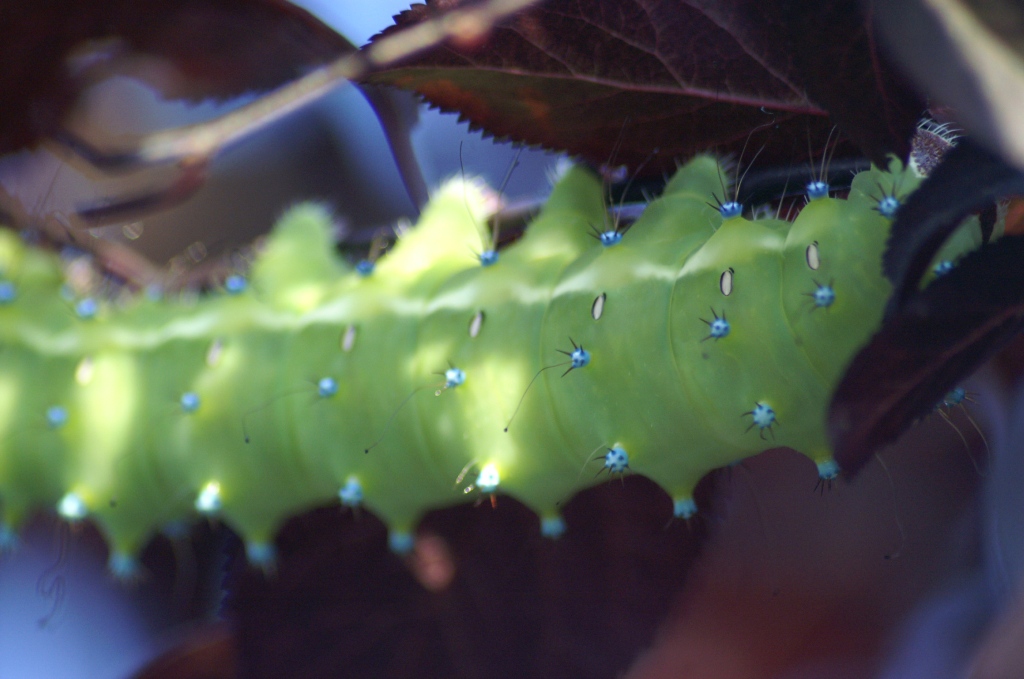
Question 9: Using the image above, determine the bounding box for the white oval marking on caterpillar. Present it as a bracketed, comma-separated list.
[341, 324, 357, 352]
[591, 293, 606, 320]
[806, 242, 820, 270]
[720, 268, 734, 296]
[469, 311, 484, 338]
[206, 339, 224, 368]
[75, 356, 94, 385]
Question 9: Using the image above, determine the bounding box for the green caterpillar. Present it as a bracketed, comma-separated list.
[0, 154, 982, 576]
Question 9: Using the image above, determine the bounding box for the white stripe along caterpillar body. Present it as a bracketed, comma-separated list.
[0, 154, 983, 574]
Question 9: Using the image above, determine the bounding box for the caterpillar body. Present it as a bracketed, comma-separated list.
[0, 155, 982, 574]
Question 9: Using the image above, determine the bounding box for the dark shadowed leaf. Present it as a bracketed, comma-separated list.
[760, 0, 922, 165]
[0, 0, 354, 155]
[830, 235, 1024, 473]
[365, 0, 920, 173]
[872, 0, 1024, 171]
[226, 480, 701, 678]
[883, 137, 1024, 316]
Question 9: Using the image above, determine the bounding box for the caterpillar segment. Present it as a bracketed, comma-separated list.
[0, 155, 983, 577]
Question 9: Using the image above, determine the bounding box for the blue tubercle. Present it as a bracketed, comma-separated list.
[702, 309, 730, 341]
[556, 339, 590, 374]
[145, 284, 164, 301]
[479, 249, 499, 266]
[806, 180, 829, 200]
[46, 405, 68, 429]
[338, 477, 363, 508]
[745, 402, 776, 437]
[0, 281, 15, 304]
[598, 230, 623, 247]
[718, 200, 742, 219]
[180, 392, 201, 413]
[75, 297, 98, 320]
[356, 259, 375, 277]
[444, 367, 466, 389]
[389, 530, 415, 555]
[812, 283, 836, 308]
[942, 387, 967, 408]
[318, 377, 338, 398]
[876, 195, 900, 218]
[245, 542, 277, 573]
[673, 497, 698, 520]
[934, 260, 955, 277]
[570, 346, 590, 369]
[57, 492, 87, 520]
[817, 459, 840, 480]
[108, 552, 142, 582]
[225, 275, 247, 294]
[0, 522, 19, 552]
[475, 463, 500, 494]
[195, 482, 222, 514]
[162, 521, 191, 540]
[603, 445, 629, 474]
[540, 516, 566, 539]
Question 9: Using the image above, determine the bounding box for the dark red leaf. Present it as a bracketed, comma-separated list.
[365, 0, 921, 173]
[830, 235, 1024, 473]
[0, 0, 354, 155]
[764, 0, 923, 164]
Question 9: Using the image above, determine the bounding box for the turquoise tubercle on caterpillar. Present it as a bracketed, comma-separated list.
[0, 155, 986, 577]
